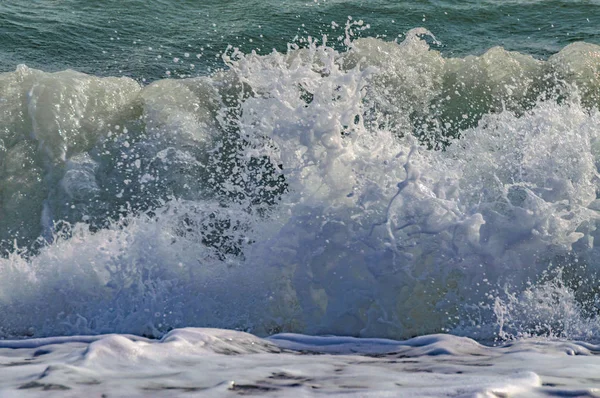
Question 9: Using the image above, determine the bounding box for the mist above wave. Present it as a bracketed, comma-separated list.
[2, 29, 600, 340]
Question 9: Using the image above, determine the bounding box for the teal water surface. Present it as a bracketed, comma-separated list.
[2, 0, 600, 80]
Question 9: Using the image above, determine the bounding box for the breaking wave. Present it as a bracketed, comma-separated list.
[3, 28, 600, 341]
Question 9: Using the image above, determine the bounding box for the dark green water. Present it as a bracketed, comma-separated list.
[2, 0, 600, 80]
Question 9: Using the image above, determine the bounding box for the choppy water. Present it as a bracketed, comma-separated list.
[3, 1, 600, 395]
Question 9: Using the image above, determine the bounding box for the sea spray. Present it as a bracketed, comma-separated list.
[3, 32, 600, 340]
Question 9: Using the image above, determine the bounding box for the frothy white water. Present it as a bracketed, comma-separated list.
[1, 327, 600, 397]
[3, 30, 600, 340]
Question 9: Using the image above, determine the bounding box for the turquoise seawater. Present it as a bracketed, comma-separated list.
[2, 0, 600, 79]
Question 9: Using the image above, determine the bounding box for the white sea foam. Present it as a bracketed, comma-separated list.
[1, 327, 600, 397]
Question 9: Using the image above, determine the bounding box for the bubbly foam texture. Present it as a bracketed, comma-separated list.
[2, 328, 600, 397]
[3, 31, 600, 340]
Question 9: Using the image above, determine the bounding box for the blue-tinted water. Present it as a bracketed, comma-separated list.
[3, 0, 600, 343]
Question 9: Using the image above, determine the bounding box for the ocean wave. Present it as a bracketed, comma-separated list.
[2, 29, 600, 340]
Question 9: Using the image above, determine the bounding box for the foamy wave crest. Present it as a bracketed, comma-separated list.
[3, 29, 600, 340]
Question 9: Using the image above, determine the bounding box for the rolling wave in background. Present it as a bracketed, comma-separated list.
[3, 26, 600, 342]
